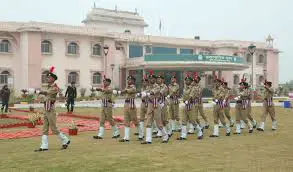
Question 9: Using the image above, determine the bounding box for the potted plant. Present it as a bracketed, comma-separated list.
[21, 89, 28, 98]
[28, 112, 42, 128]
[79, 88, 86, 98]
[68, 120, 78, 136]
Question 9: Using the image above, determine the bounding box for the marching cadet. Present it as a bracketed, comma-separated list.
[35, 66, 70, 152]
[167, 74, 180, 132]
[257, 80, 277, 131]
[210, 77, 231, 137]
[137, 76, 150, 140]
[65, 81, 77, 113]
[119, 75, 139, 142]
[193, 73, 209, 129]
[153, 74, 170, 138]
[141, 70, 169, 144]
[177, 74, 203, 140]
[222, 81, 235, 127]
[234, 80, 254, 134]
[93, 76, 120, 140]
[246, 85, 257, 128]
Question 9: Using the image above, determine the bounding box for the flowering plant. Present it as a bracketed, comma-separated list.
[28, 112, 42, 125]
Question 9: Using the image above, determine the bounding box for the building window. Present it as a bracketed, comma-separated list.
[0, 40, 10, 53]
[41, 71, 49, 84]
[258, 54, 265, 64]
[92, 72, 102, 84]
[67, 42, 79, 55]
[233, 75, 239, 85]
[67, 71, 79, 84]
[180, 48, 193, 54]
[0, 71, 10, 85]
[41, 40, 52, 54]
[152, 47, 177, 55]
[246, 54, 252, 64]
[92, 44, 101, 56]
[258, 75, 264, 85]
[207, 75, 213, 86]
[129, 44, 143, 58]
[145, 45, 152, 54]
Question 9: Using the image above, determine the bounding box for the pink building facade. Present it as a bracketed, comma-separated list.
[0, 8, 280, 95]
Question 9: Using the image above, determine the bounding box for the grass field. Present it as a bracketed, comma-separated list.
[0, 107, 293, 172]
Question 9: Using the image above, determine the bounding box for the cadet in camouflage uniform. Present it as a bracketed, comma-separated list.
[257, 80, 277, 131]
[141, 71, 169, 144]
[168, 75, 180, 132]
[193, 74, 209, 130]
[210, 78, 231, 137]
[35, 66, 70, 152]
[93, 77, 120, 139]
[119, 75, 139, 142]
[234, 81, 254, 134]
[177, 74, 203, 140]
[222, 82, 235, 127]
[246, 85, 257, 128]
[153, 74, 170, 138]
[137, 76, 150, 140]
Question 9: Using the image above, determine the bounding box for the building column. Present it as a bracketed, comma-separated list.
[218, 70, 222, 79]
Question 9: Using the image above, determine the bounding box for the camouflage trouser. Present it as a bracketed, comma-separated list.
[43, 110, 60, 135]
[100, 105, 115, 127]
[261, 104, 276, 122]
[140, 102, 148, 122]
[213, 105, 226, 125]
[169, 102, 179, 121]
[124, 103, 138, 127]
[235, 104, 249, 123]
[146, 105, 162, 129]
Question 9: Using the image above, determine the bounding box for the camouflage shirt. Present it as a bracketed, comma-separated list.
[168, 83, 180, 97]
[124, 84, 137, 99]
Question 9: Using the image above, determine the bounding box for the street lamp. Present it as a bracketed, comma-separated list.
[110, 64, 115, 87]
[248, 44, 256, 88]
[103, 45, 109, 56]
[103, 45, 109, 77]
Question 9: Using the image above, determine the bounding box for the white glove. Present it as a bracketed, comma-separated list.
[36, 90, 40, 94]
[214, 99, 218, 103]
[184, 101, 189, 104]
[118, 91, 121, 95]
[141, 92, 147, 98]
[234, 96, 240, 101]
[160, 103, 165, 108]
[136, 93, 140, 97]
[112, 90, 118, 95]
[28, 88, 35, 95]
[147, 92, 150, 96]
[167, 95, 170, 99]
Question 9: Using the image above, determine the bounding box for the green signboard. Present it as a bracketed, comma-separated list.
[144, 54, 244, 64]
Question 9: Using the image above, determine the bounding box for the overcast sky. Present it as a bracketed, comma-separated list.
[0, 0, 292, 83]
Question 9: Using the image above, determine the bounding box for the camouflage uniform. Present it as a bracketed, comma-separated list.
[93, 82, 120, 139]
[177, 76, 203, 140]
[138, 84, 149, 139]
[210, 82, 231, 137]
[35, 68, 70, 152]
[234, 82, 253, 134]
[120, 80, 139, 142]
[168, 82, 180, 131]
[222, 86, 235, 127]
[142, 80, 169, 144]
[257, 82, 276, 131]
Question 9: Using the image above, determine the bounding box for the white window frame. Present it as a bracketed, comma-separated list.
[91, 43, 102, 57]
[0, 40, 11, 53]
[41, 40, 53, 55]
